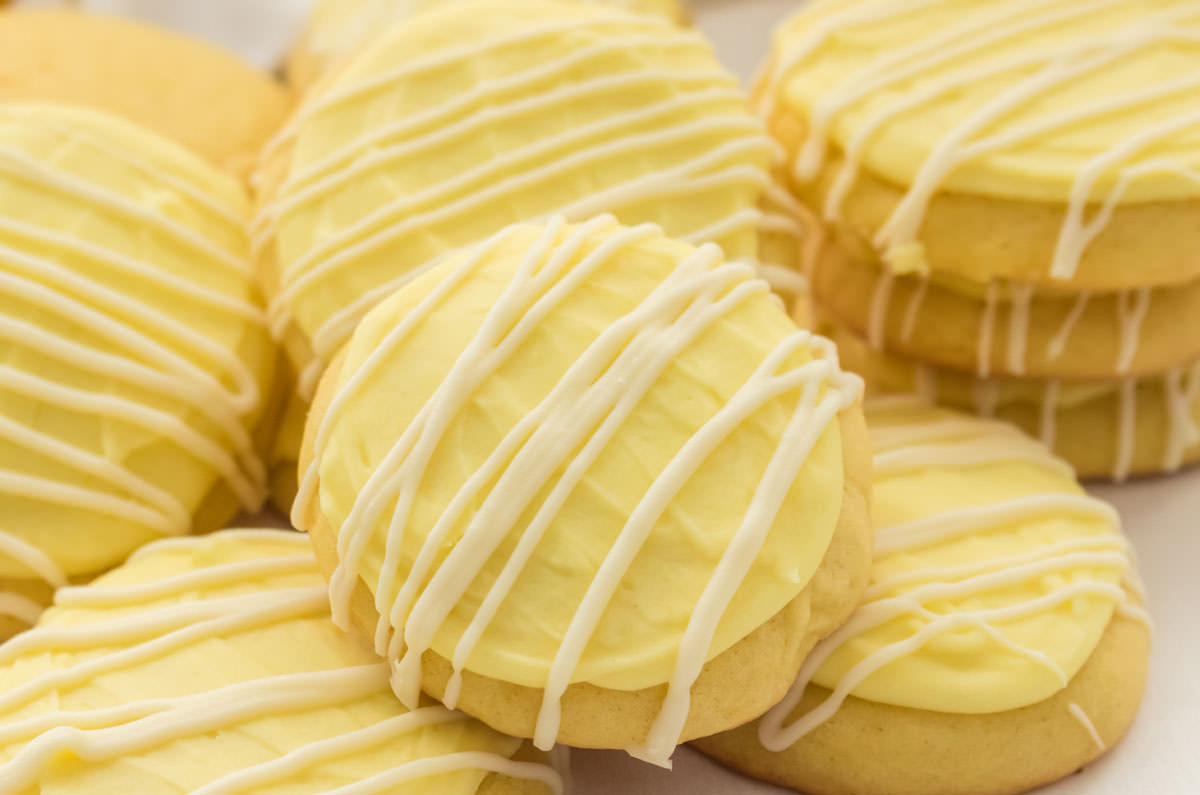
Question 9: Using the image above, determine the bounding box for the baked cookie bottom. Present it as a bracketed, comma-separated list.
[693, 609, 1150, 795]
[811, 231, 1200, 381]
[297, 350, 874, 751]
[829, 323, 1200, 481]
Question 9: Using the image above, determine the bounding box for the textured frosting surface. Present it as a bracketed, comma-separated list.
[767, 0, 1200, 203]
[296, 0, 688, 86]
[758, 398, 1143, 753]
[308, 218, 854, 708]
[0, 104, 274, 592]
[260, 0, 778, 393]
[0, 530, 561, 795]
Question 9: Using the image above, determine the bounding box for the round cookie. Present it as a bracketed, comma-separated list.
[830, 322, 1200, 481]
[0, 104, 276, 639]
[286, 0, 689, 91]
[294, 218, 870, 765]
[0, 8, 290, 178]
[756, 0, 1200, 291]
[0, 528, 562, 795]
[257, 0, 805, 508]
[695, 397, 1151, 795]
[812, 224, 1200, 380]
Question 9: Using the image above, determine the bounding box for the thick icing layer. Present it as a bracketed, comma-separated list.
[764, 0, 1200, 280]
[0, 105, 274, 604]
[759, 398, 1144, 750]
[258, 0, 780, 398]
[300, 218, 860, 765]
[0, 529, 562, 795]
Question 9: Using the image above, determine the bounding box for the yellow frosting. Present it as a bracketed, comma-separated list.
[0, 530, 559, 794]
[260, 0, 776, 384]
[807, 399, 1134, 713]
[314, 219, 851, 692]
[295, 0, 688, 88]
[769, 0, 1200, 203]
[0, 104, 275, 580]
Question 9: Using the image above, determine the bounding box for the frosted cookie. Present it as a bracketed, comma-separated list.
[0, 9, 289, 178]
[695, 398, 1151, 795]
[831, 324, 1200, 481]
[0, 529, 563, 795]
[294, 218, 871, 765]
[286, 0, 689, 91]
[258, 0, 805, 507]
[0, 104, 276, 640]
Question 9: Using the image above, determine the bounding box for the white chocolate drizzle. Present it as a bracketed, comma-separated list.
[301, 217, 861, 767]
[0, 530, 564, 795]
[758, 398, 1143, 751]
[260, 12, 783, 398]
[1067, 702, 1107, 752]
[0, 118, 269, 626]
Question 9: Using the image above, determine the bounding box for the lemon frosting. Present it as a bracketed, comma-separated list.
[764, 0, 1200, 280]
[295, 0, 688, 88]
[257, 0, 781, 398]
[299, 217, 861, 764]
[0, 104, 274, 613]
[759, 397, 1147, 750]
[0, 529, 563, 795]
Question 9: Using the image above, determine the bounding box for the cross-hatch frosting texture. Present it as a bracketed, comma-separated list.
[258, 0, 777, 395]
[767, 0, 1200, 204]
[0, 104, 273, 590]
[304, 217, 858, 760]
[759, 398, 1144, 751]
[0, 530, 562, 795]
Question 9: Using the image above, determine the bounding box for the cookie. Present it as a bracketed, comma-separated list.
[0, 9, 290, 177]
[695, 397, 1150, 795]
[831, 322, 1200, 480]
[0, 104, 276, 638]
[294, 218, 870, 765]
[0, 528, 562, 794]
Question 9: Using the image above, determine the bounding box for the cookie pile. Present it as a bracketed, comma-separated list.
[0, 1, 1175, 793]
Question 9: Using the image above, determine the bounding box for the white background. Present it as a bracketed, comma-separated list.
[20, 0, 1200, 791]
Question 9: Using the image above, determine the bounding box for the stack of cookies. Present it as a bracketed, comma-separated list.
[756, 0, 1200, 480]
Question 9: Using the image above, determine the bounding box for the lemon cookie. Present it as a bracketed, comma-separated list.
[0, 104, 276, 639]
[0, 528, 563, 795]
[695, 397, 1151, 795]
[258, 0, 805, 507]
[0, 9, 289, 178]
[294, 218, 870, 765]
[286, 0, 689, 91]
[831, 323, 1200, 481]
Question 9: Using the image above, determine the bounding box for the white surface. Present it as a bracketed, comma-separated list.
[23, 0, 1197, 792]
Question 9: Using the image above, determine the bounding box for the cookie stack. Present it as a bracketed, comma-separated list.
[756, 0, 1200, 480]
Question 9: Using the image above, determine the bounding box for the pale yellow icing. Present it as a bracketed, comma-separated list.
[759, 398, 1144, 749]
[0, 104, 274, 594]
[0, 529, 562, 795]
[301, 217, 859, 764]
[298, 0, 688, 86]
[258, 0, 779, 396]
[768, 0, 1200, 204]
